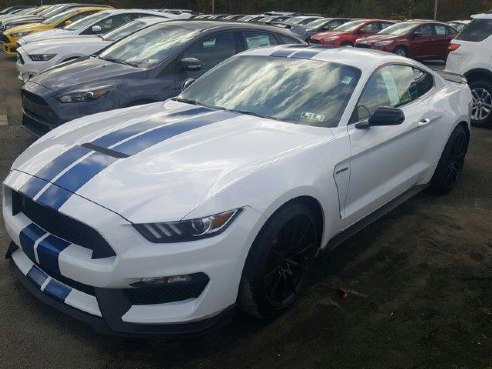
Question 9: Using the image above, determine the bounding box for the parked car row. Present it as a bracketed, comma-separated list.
[0, 5, 489, 337]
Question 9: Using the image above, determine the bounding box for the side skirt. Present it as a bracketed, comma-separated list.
[323, 184, 427, 252]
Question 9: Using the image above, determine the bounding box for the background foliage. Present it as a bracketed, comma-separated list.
[1, 0, 491, 21]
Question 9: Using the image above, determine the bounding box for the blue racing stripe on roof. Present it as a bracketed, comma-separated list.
[92, 106, 212, 148]
[289, 49, 322, 59]
[26, 265, 48, 289]
[44, 279, 71, 302]
[270, 49, 296, 58]
[36, 235, 71, 275]
[113, 110, 238, 156]
[19, 223, 46, 263]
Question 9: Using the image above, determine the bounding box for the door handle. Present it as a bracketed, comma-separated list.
[418, 118, 431, 126]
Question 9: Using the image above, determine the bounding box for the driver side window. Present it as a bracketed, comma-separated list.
[353, 65, 419, 122]
[182, 32, 237, 70]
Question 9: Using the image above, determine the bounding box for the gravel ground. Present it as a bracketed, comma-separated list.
[0, 54, 491, 369]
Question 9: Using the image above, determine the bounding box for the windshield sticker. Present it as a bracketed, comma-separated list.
[341, 75, 353, 85]
[381, 70, 400, 106]
[246, 35, 271, 49]
[203, 38, 216, 48]
[301, 111, 326, 122]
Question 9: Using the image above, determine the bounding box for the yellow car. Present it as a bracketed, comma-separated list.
[1, 6, 110, 55]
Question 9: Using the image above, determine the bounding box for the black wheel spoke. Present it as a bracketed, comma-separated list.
[263, 213, 318, 307]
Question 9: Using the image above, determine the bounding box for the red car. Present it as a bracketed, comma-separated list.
[355, 21, 458, 60]
[310, 19, 396, 46]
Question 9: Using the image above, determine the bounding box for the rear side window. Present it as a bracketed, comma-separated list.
[434, 24, 446, 36]
[242, 31, 278, 50]
[456, 18, 492, 42]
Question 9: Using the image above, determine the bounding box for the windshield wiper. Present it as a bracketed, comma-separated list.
[171, 97, 201, 106]
[221, 108, 276, 121]
[99, 55, 138, 67]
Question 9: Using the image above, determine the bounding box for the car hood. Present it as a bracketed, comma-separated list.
[311, 30, 345, 39]
[30, 56, 147, 92]
[12, 100, 332, 222]
[1, 15, 43, 24]
[21, 37, 108, 54]
[6, 22, 51, 35]
[357, 34, 400, 43]
[19, 28, 78, 44]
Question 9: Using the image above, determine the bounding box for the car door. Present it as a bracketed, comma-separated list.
[357, 21, 381, 38]
[342, 64, 438, 226]
[411, 24, 434, 59]
[241, 30, 278, 50]
[172, 31, 239, 96]
[432, 23, 450, 58]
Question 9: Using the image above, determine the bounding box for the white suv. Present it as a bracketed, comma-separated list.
[446, 13, 492, 127]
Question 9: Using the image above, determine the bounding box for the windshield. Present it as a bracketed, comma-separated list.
[285, 17, 306, 25]
[65, 11, 109, 30]
[42, 9, 75, 24]
[40, 5, 67, 19]
[103, 20, 148, 41]
[305, 18, 329, 28]
[180, 56, 361, 127]
[333, 20, 366, 32]
[378, 22, 417, 36]
[99, 24, 199, 68]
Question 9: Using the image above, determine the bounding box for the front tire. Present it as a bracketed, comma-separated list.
[238, 202, 320, 318]
[469, 79, 492, 127]
[340, 41, 353, 47]
[393, 46, 407, 57]
[429, 125, 469, 195]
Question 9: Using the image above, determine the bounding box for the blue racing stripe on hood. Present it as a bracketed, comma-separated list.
[92, 106, 212, 148]
[113, 110, 238, 156]
[33, 110, 236, 210]
[289, 49, 322, 59]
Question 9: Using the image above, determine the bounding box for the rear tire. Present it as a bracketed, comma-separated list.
[238, 202, 320, 318]
[429, 125, 469, 195]
[469, 79, 492, 127]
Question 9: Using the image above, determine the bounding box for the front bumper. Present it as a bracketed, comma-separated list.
[1, 34, 18, 55]
[16, 47, 50, 82]
[8, 245, 235, 336]
[3, 171, 264, 334]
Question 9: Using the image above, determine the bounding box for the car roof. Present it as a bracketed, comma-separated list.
[472, 13, 492, 19]
[167, 20, 302, 34]
[239, 45, 420, 73]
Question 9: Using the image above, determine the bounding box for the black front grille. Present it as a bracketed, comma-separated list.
[355, 43, 373, 49]
[124, 273, 210, 305]
[16, 51, 24, 64]
[21, 90, 59, 125]
[12, 190, 116, 259]
[45, 266, 95, 296]
[0, 34, 8, 43]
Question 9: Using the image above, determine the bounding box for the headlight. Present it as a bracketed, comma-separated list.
[374, 40, 394, 48]
[56, 86, 113, 103]
[134, 208, 242, 243]
[323, 35, 340, 41]
[28, 53, 56, 61]
[11, 31, 31, 37]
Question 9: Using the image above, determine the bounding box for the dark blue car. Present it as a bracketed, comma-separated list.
[21, 20, 304, 136]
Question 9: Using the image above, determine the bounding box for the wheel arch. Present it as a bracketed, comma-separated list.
[464, 68, 492, 83]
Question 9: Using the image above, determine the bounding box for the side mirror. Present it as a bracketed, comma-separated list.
[412, 32, 422, 39]
[181, 78, 196, 91]
[355, 107, 405, 129]
[180, 57, 202, 72]
[91, 25, 102, 33]
[64, 20, 72, 26]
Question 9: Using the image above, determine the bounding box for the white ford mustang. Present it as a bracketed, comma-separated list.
[3, 46, 471, 335]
